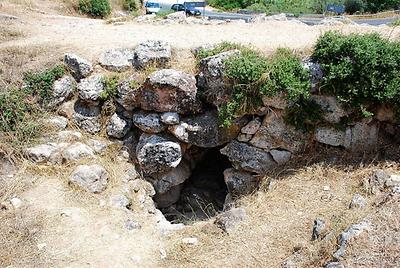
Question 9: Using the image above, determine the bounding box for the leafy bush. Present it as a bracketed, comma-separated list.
[284, 98, 323, 132]
[79, 0, 111, 18]
[345, 0, 365, 14]
[262, 48, 310, 102]
[123, 0, 137, 11]
[0, 86, 41, 145]
[23, 65, 65, 106]
[313, 31, 400, 116]
[218, 47, 311, 127]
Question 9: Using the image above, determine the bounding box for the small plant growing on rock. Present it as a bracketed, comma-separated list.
[101, 74, 120, 100]
[79, 0, 111, 18]
[196, 42, 244, 61]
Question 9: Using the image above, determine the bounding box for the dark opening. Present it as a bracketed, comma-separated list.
[161, 147, 231, 224]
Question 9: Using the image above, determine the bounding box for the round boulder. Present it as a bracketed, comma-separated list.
[99, 48, 134, 72]
[136, 133, 182, 175]
[140, 69, 201, 114]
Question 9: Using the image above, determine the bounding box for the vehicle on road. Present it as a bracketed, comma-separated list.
[171, 4, 201, 16]
[145, 2, 161, 14]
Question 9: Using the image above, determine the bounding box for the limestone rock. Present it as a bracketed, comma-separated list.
[368, 169, 390, 194]
[69, 164, 108, 193]
[345, 120, 378, 152]
[311, 218, 326, 241]
[88, 139, 108, 154]
[386, 175, 400, 188]
[149, 160, 191, 194]
[168, 111, 244, 148]
[250, 112, 305, 153]
[57, 130, 83, 142]
[223, 168, 259, 197]
[99, 48, 134, 72]
[62, 142, 94, 162]
[133, 40, 171, 69]
[109, 194, 130, 209]
[270, 149, 292, 165]
[349, 193, 367, 209]
[48, 75, 75, 108]
[72, 102, 102, 134]
[333, 220, 372, 259]
[125, 219, 141, 230]
[198, 50, 240, 107]
[311, 95, 347, 124]
[241, 118, 261, 135]
[64, 53, 93, 80]
[45, 116, 68, 130]
[160, 112, 180, 125]
[237, 133, 252, 142]
[315, 127, 345, 147]
[166, 11, 186, 21]
[153, 184, 183, 208]
[58, 100, 75, 119]
[24, 144, 59, 163]
[325, 262, 345, 268]
[106, 113, 131, 139]
[77, 74, 105, 106]
[132, 111, 166, 133]
[215, 208, 246, 233]
[115, 74, 143, 111]
[220, 141, 276, 174]
[141, 69, 200, 114]
[136, 133, 182, 175]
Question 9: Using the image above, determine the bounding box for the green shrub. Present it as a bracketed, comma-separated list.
[23, 65, 65, 106]
[218, 47, 311, 127]
[345, 0, 365, 14]
[101, 74, 120, 100]
[123, 0, 137, 11]
[262, 48, 310, 102]
[0, 87, 41, 145]
[79, 0, 111, 18]
[313, 31, 400, 116]
[284, 98, 324, 132]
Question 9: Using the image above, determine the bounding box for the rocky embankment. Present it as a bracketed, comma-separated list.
[22, 39, 399, 231]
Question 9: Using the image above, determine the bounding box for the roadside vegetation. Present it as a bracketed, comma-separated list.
[197, 31, 400, 131]
[78, 0, 141, 18]
[208, 0, 400, 15]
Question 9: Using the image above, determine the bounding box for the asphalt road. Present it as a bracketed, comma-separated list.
[202, 10, 400, 25]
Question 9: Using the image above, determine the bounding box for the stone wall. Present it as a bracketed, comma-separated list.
[40, 40, 395, 218]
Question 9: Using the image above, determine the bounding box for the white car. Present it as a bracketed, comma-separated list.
[145, 2, 161, 14]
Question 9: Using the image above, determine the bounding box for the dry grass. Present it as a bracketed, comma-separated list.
[0, 22, 24, 43]
[0, 44, 63, 85]
[0, 157, 45, 267]
[163, 150, 400, 268]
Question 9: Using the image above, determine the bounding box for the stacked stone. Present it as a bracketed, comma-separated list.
[48, 42, 384, 211]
